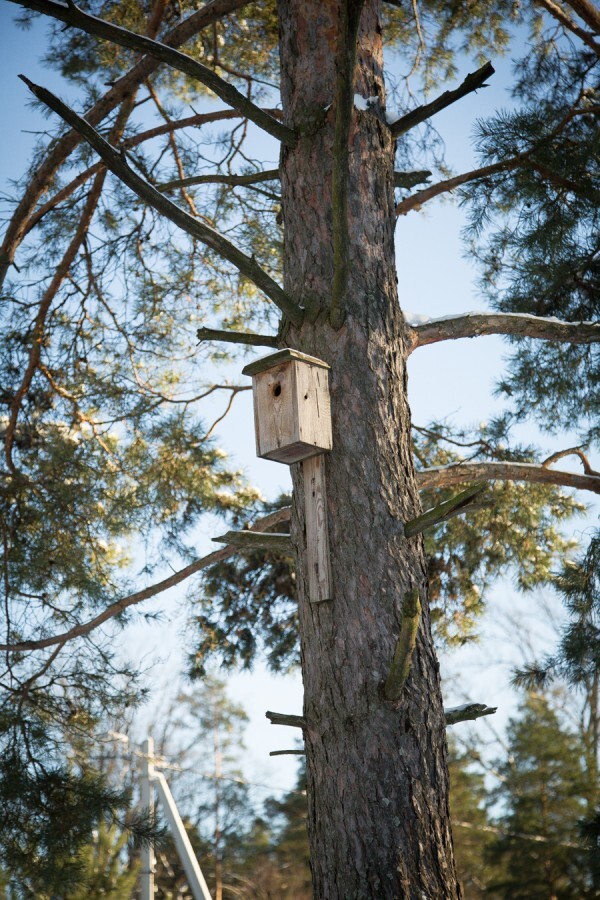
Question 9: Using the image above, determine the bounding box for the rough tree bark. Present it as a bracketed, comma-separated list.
[278, 2, 459, 896]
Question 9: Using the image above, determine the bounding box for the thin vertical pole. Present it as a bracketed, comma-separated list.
[140, 737, 155, 900]
[154, 771, 213, 900]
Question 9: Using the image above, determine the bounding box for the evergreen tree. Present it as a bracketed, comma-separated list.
[486, 693, 590, 899]
[0, 0, 598, 893]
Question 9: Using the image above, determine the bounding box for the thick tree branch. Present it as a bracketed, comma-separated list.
[405, 311, 600, 351]
[388, 61, 494, 138]
[197, 327, 278, 348]
[0, 507, 292, 654]
[9, 0, 295, 145]
[20, 77, 303, 325]
[564, 0, 600, 33]
[444, 703, 497, 725]
[266, 711, 307, 728]
[416, 462, 600, 495]
[330, 0, 365, 330]
[534, 0, 600, 55]
[159, 168, 280, 192]
[0, 0, 250, 288]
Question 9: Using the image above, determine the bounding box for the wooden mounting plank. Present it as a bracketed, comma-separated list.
[211, 531, 293, 552]
[303, 454, 332, 603]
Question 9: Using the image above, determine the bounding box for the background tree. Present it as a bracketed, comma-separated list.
[0, 0, 598, 894]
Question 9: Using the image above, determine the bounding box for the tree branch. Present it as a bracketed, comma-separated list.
[0, 507, 292, 653]
[388, 61, 494, 138]
[197, 327, 278, 348]
[330, 0, 365, 330]
[444, 703, 497, 725]
[159, 168, 280, 192]
[0, 0, 251, 288]
[269, 749, 306, 756]
[20, 77, 304, 325]
[534, 0, 600, 55]
[25, 111, 283, 235]
[405, 311, 600, 351]
[542, 446, 598, 476]
[564, 0, 600, 34]
[266, 711, 307, 728]
[396, 157, 522, 215]
[394, 169, 432, 189]
[416, 462, 600, 495]
[404, 483, 488, 537]
[9, 0, 296, 145]
[211, 531, 293, 552]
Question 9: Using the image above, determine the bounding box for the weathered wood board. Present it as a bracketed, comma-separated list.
[303, 453, 332, 603]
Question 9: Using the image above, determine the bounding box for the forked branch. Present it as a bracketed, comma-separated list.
[20, 77, 303, 326]
[389, 61, 494, 138]
[406, 312, 600, 351]
[9, 0, 296, 144]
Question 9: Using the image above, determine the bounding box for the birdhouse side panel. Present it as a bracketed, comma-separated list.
[293, 361, 333, 454]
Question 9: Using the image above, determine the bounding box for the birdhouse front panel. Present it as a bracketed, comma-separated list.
[242, 349, 332, 464]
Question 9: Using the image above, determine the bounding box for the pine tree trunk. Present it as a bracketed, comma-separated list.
[278, 1, 460, 896]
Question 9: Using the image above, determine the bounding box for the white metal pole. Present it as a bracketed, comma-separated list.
[154, 770, 213, 900]
[140, 737, 155, 900]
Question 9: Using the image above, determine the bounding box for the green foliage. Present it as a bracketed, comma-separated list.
[486, 693, 592, 898]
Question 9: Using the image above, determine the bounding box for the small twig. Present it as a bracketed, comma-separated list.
[269, 749, 305, 756]
[542, 446, 598, 476]
[389, 61, 494, 138]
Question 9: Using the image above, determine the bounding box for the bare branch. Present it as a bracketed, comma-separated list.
[9, 0, 296, 144]
[197, 327, 278, 348]
[396, 157, 522, 216]
[159, 168, 280, 193]
[211, 531, 293, 552]
[269, 749, 305, 756]
[266, 711, 307, 728]
[564, 0, 600, 33]
[404, 483, 488, 536]
[534, 0, 600, 55]
[20, 77, 303, 325]
[542, 446, 598, 476]
[0, 0, 251, 287]
[389, 61, 494, 139]
[394, 169, 432, 189]
[0, 507, 292, 654]
[406, 311, 600, 351]
[444, 703, 497, 725]
[416, 462, 600, 495]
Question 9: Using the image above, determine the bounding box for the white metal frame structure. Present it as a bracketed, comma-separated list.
[140, 737, 213, 900]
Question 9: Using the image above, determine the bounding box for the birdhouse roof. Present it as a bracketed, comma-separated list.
[242, 348, 331, 377]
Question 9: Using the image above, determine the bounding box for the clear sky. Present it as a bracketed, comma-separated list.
[0, 3, 596, 797]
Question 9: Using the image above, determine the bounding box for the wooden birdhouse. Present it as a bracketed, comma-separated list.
[242, 349, 333, 604]
[242, 349, 332, 464]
